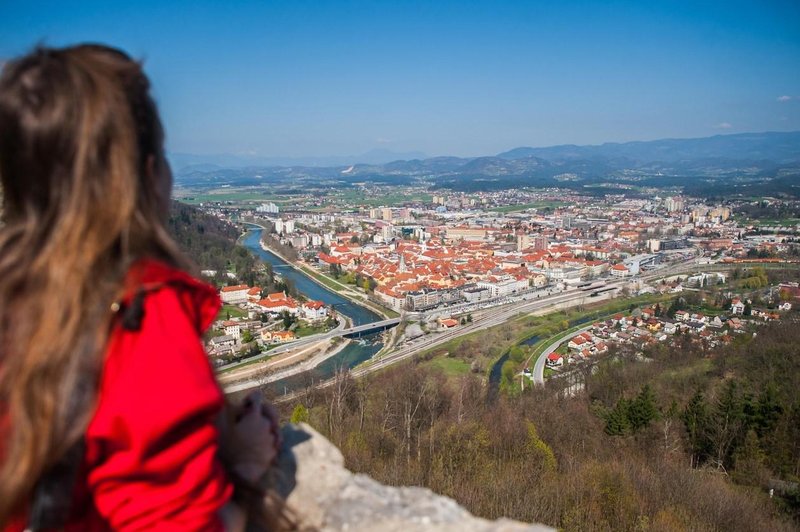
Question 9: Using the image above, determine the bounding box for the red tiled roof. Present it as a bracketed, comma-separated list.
[221, 284, 249, 292]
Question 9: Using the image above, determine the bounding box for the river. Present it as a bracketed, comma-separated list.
[241, 229, 384, 393]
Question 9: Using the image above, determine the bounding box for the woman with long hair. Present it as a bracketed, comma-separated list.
[0, 44, 288, 530]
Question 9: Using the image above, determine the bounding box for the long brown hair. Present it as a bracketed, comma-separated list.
[0, 44, 186, 522]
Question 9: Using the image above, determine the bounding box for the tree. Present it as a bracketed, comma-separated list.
[732, 430, 768, 486]
[683, 390, 709, 468]
[280, 310, 297, 330]
[707, 380, 746, 472]
[241, 329, 253, 343]
[628, 384, 659, 431]
[754, 384, 783, 438]
[525, 422, 556, 472]
[605, 398, 632, 436]
[500, 361, 516, 392]
[508, 346, 525, 364]
[290, 404, 310, 424]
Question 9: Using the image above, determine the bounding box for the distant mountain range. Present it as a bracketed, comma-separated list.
[168, 148, 428, 172]
[173, 131, 800, 198]
[496, 131, 800, 165]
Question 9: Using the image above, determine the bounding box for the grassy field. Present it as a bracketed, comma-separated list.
[294, 323, 329, 338]
[491, 200, 568, 213]
[333, 190, 432, 207]
[179, 192, 290, 204]
[299, 265, 346, 292]
[217, 304, 249, 321]
[422, 355, 472, 377]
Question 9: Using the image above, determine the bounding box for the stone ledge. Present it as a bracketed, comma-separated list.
[274, 423, 553, 532]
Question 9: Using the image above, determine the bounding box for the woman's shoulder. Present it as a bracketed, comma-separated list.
[98, 258, 222, 386]
[119, 258, 221, 336]
[94, 258, 225, 431]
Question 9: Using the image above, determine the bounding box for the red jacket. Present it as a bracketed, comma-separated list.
[7, 259, 233, 531]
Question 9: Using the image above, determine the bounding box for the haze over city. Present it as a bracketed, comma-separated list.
[2, 0, 799, 159]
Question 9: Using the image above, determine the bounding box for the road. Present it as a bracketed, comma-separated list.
[264, 282, 624, 401]
[217, 317, 399, 373]
[530, 326, 592, 386]
[228, 256, 781, 399]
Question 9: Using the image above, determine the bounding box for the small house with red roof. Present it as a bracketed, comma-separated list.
[546, 352, 563, 367]
[302, 300, 327, 321]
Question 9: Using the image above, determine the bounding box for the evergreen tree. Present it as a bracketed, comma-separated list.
[629, 384, 659, 431]
[605, 398, 632, 436]
[732, 429, 768, 486]
[708, 380, 746, 470]
[683, 390, 709, 467]
[755, 384, 783, 437]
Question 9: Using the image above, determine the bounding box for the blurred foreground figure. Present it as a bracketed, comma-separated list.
[0, 45, 289, 531]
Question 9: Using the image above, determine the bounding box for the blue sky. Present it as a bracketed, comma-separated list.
[1, 0, 799, 158]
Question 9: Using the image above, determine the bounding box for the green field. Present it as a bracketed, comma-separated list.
[423, 355, 472, 377]
[491, 200, 569, 213]
[299, 265, 346, 292]
[176, 190, 292, 205]
[295, 323, 329, 337]
[217, 304, 249, 321]
[331, 190, 432, 207]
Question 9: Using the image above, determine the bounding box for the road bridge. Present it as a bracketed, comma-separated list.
[341, 318, 401, 338]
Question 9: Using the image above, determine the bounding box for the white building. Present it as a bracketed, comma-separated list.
[375, 287, 405, 312]
[610, 264, 631, 278]
[220, 284, 250, 304]
[477, 276, 529, 298]
[274, 219, 295, 234]
[222, 321, 241, 341]
[256, 202, 280, 214]
[301, 301, 328, 321]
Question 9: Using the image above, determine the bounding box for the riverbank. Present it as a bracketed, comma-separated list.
[254, 233, 397, 321]
[222, 336, 353, 393]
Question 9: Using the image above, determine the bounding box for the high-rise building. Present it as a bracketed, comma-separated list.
[256, 202, 279, 214]
[665, 197, 684, 213]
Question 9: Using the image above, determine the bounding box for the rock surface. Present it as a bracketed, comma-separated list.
[274, 423, 553, 532]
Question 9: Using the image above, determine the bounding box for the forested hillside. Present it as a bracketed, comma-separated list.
[168, 201, 300, 297]
[168, 201, 241, 271]
[284, 319, 800, 531]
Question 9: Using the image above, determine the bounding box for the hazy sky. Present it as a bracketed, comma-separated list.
[1, 0, 799, 158]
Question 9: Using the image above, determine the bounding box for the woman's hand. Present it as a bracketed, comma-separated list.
[221, 391, 282, 485]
